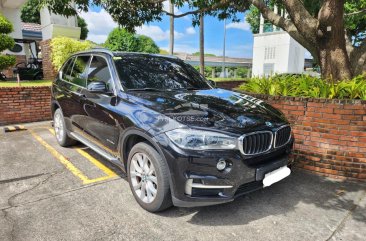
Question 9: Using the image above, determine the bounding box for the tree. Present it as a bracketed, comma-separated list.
[40, 0, 366, 80]
[21, 0, 88, 40]
[104, 28, 159, 53]
[77, 16, 88, 40]
[0, 14, 16, 71]
[137, 35, 160, 53]
[21, 0, 41, 24]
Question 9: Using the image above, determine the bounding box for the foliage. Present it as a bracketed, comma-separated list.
[50, 37, 92, 70]
[192, 52, 216, 57]
[159, 49, 169, 55]
[344, 0, 366, 45]
[0, 14, 16, 71]
[245, 5, 260, 34]
[0, 55, 16, 71]
[77, 16, 88, 40]
[0, 14, 13, 33]
[104, 28, 159, 54]
[38, 0, 366, 80]
[136, 35, 160, 53]
[21, 0, 41, 24]
[0, 35, 15, 52]
[239, 74, 366, 100]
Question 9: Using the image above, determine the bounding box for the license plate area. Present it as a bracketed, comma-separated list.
[263, 166, 291, 187]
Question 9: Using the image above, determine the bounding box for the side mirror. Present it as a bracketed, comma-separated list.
[87, 81, 108, 93]
[208, 79, 216, 88]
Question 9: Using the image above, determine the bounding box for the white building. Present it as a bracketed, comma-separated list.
[0, 0, 80, 79]
[252, 7, 305, 77]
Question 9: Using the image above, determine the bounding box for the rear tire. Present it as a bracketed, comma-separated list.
[53, 108, 77, 147]
[127, 142, 172, 212]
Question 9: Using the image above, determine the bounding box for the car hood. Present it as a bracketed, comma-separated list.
[126, 88, 288, 133]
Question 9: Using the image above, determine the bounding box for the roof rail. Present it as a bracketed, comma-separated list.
[74, 48, 114, 56]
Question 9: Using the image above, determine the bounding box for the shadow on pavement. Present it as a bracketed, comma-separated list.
[159, 169, 366, 226]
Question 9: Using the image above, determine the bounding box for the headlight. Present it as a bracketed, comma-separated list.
[165, 129, 237, 150]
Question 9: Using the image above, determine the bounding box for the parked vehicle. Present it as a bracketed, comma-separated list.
[15, 58, 43, 80]
[51, 49, 294, 212]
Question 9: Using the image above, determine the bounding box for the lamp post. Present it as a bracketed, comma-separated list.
[222, 18, 227, 78]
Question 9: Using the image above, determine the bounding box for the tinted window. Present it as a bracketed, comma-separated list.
[62, 57, 75, 80]
[87, 56, 113, 91]
[114, 55, 210, 90]
[70, 55, 90, 87]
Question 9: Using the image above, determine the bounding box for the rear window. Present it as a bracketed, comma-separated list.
[61, 57, 75, 81]
[69, 55, 91, 87]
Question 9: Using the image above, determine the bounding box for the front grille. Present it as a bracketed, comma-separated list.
[239, 131, 273, 155]
[275, 125, 291, 148]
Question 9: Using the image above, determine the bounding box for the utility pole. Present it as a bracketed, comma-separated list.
[169, 0, 174, 55]
[222, 18, 227, 78]
[199, 14, 205, 75]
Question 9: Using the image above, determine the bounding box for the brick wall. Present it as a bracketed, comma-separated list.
[245, 93, 366, 180]
[0, 87, 52, 125]
[40, 39, 57, 81]
[0, 86, 365, 180]
[215, 80, 246, 90]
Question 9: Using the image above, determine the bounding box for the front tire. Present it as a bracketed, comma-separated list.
[127, 142, 172, 212]
[53, 108, 77, 147]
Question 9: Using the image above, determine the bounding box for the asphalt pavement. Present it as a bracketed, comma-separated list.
[0, 121, 365, 241]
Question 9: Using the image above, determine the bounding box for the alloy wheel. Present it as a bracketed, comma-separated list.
[129, 152, 158, 203]
[54, 112, 64, 142]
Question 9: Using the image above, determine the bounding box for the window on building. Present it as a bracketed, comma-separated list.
[264, 47, 276, 60]
[263, 63, 275, 77]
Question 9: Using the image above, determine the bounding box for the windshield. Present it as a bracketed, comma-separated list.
[114, 55, 211, 90]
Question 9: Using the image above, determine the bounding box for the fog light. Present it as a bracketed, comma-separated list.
[216, 159, 227, 171]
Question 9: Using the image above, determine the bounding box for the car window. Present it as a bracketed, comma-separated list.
[87, 56, 113, 91]
[62, 57, 75, 81]
[114, 55, 210, 90]
[70, 55, 90, 87]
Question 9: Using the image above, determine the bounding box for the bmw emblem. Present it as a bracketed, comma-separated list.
[265, 121, 274, 127]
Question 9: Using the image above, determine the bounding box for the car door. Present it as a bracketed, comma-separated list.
[58, 55, 91, 132]
[80, 54, 121, 152]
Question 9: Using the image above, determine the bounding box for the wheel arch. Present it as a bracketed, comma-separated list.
[120, 129, 166, 169]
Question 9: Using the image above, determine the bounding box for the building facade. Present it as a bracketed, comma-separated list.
[252, 7, 305, 77]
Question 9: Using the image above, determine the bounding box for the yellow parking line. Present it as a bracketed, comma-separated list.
[30, 130, 91, 184]
[75, 149, 117, 177]
[30, 129, 116, 184]
[48, 128, 117, 177]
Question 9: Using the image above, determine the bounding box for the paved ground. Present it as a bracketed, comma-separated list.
[0, 122, 365, 241]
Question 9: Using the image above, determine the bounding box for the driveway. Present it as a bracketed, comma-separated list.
[0, 122, 365, 241]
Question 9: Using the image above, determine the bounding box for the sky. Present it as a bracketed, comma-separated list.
[80, 2, 254, 58]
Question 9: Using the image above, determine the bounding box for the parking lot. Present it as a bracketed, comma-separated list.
[0, 121, 365, 241]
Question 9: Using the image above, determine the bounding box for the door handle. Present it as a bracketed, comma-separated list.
[74, 92, 87, 99]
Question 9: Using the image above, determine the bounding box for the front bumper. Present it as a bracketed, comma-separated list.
[158, 137, 294, 208]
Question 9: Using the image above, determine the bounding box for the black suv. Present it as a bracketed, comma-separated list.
[51, 49, 293, 212]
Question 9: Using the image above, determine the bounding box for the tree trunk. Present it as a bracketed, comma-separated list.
[169, 0, 174, 55]
[199, 14, 205, 75]
[317, 0, 353, 80]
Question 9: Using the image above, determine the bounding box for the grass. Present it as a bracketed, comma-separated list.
[211, 77, 247, 82]
[0, 80, 52, 87]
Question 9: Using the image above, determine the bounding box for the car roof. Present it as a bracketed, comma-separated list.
[73, 48, 180, 60]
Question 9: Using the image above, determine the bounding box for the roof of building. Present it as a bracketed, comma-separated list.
[22, 22, 42, 32]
